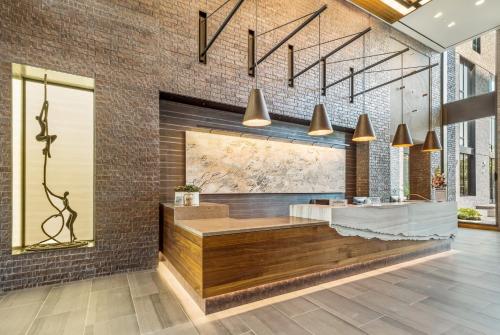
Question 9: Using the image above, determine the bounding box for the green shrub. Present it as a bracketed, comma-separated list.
[175, 184, 201, 192]
[458, 208, 481, 221]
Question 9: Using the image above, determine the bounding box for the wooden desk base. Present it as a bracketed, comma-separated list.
[162, 207, 451, 314]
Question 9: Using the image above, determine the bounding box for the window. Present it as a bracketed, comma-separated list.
[459, 57, 475, 99]
[490, 158, 496, 203]
[460, 153, 475, 196]
[490, 117, 496, 152]
[472, 37, 481, 54]
[459, 121, 474, 148]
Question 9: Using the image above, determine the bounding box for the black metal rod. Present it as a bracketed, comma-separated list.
[325, 47, 409, 90]
[352, 63, 438, 98]
[295, 31, 361, 53]
[349, 67, 354, 103]
[257, 9, 318, 37]
[251, 4, 327, 69]
[292, 27, 370, 80]
[200, 0, 245, 58]
[321, 58, 326, 96]
[288, 44, 294, 87]
[207, 0, 232, 18]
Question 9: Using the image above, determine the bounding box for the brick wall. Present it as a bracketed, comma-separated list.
[0, 0, 440, 292]
[409, 144, 431, 200]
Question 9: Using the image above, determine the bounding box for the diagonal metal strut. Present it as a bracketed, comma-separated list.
[292, 27, 371, 81]
[249, 4, 327, 70]
[352, 63, 438, 98]
[200, 0, 246, 59]
[324, 47, 409, 92]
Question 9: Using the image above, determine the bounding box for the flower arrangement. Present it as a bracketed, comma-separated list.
[431, 168, 446, 190]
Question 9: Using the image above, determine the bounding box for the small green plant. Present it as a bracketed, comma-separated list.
[458, 208, 481, 221]
[175, 184, 201, 192]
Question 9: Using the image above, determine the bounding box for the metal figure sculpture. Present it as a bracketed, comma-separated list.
[26, 75, 87, 251]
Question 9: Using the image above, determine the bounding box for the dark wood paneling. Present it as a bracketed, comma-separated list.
[163, 206, 203, 296]
[202, 225, 446, 298]
[160, 99, 357, 218]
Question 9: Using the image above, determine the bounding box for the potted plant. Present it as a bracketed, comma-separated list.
[431, 168, 447, 202]
[458, 208, 481, 223]
[174, 184, 201, 206]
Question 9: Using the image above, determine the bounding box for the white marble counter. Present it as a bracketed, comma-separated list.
[290, 201, 458, 240]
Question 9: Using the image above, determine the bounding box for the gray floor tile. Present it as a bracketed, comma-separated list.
[85, 314, 140, 335]
[27, 308, 87, 335]
[0, 302, 41, 335]
[128, 271, 171, 298]
[273, 297, 319, 318]
[305, 290, 382, 327]
[360, 316, 426, 335]
[238, 305, 311, 335]
[92, 274, 129, 292]
[134, 291, 189, 334]
[39, 280, 91, 317]
[293, 308, 367, 335]
[0, 286, 51, 309]
[86, 286, 135, 325]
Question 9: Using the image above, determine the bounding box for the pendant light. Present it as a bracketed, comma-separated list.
[422, 64, 442, 152]
[308, 14, 333, 136]
[392, 54, 413, 148]
[353, 34, 376, 142]
[243, 0, 271, 127]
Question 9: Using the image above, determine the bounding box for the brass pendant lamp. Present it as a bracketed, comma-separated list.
[353, 34, 376, 142]
[422, 64, 442, 152]
[243, 0, 271, 127]
[392, 54, 413, 148]
[308, 14, 333, 136]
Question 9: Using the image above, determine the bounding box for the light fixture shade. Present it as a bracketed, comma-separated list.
[308, 104, 333, 136]
[392, 123, 414, 147]
[353, 113, 376, 142]
[422, 130, 442, 152]
[243, 88, 271, 127]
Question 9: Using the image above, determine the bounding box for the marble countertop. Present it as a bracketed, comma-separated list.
[175, 216, 328, 237]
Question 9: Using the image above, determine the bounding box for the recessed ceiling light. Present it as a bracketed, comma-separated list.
[447, 22, 456, 28]
[434, 12, 443, 18]
[381, 0, 416, 15]
[475, 0, 485, 5]
[419, 0, 431, 5]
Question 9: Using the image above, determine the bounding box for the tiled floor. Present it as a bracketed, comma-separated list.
[1, 228, 500, 335]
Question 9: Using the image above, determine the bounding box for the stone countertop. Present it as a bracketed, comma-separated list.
[175, 216, 328, 237]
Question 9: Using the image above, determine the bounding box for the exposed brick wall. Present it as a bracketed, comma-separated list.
[0, 0, 159, 292]
[0, 0, 440, 292]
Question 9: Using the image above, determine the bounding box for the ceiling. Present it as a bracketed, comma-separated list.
[349, 0, 500, 52]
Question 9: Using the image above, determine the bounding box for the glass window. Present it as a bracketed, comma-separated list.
[472, 37, 481, 54]
[459, 57, 475, 99]
[460, 153, 475, 196]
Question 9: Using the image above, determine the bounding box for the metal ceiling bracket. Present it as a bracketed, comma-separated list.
[293, 27, 371, 82]
[349, 67, 354, 103]
[352, 63, 438, 98]
[324, 47, 409, 92]
[288, 45, 294, 87]
[249, 4, 327, 73]
[248, 30, 256, 76]
[321, 57, 326, 96]
[199, 0, 246, 64]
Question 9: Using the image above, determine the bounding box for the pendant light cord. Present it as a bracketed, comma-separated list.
[362, 34, 366, 114]
[255, 0, 258, 89]
[428, 58, 432, 130]
[318, 14, 321, 104]
[400, 54, 404, 123]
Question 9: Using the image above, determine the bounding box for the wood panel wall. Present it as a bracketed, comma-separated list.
[160, 99, 357, 218]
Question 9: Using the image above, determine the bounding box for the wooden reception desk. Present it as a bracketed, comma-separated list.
[161, 202, 451, 314]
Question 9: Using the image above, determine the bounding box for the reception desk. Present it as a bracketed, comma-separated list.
[291, 201, 458, 241]
[161, 202, 452, 314]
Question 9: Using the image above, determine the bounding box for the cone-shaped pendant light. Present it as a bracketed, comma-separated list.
[353, 114, 376, 141]
[243, 88, 271, 126]
[392, 54, 413, 148]
[353, 35, 376, 142]
[421, 64, 442, 152]
[243, 0, 271, 127]
[308, 14, 333, 136]
[309, 103, 333, 135]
